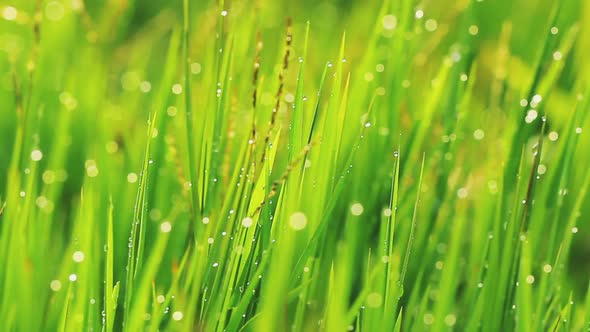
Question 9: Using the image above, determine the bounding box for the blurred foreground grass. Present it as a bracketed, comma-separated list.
[1, 0, 590, 331]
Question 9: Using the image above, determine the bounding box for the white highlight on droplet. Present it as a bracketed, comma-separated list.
[351, 203, 364, 216]
[172, 84, 183, 95]
[383, 208, 392, 217]
[86, 160, 99, 177]
[160, 221, 172, 233]
[191, 63, 202, 74]
[457, 188, 468, 199]
[72, 251, 85, 263]
[289, 212, 308, 230]
[31, 149, 43, 161]
[473, 129, 485, 140]
[284, 93, 295, 103]
[2, 6, 17, 20]
[526, 275, 535, 284]
[173, 311, 184, 321]
[127, 173, 138, 183]
[242, 217, 254, 228]
[382, 15, 397, 30]
[444, 314, 457, 327]
[425, 19, 438, 32]
[525, 109, 538, 123]
[50, 280, 62, 291]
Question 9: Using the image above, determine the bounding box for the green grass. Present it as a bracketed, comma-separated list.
[1, 0, 590, 331]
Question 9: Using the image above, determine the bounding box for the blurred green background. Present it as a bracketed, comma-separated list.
[1, 0, 589, 291]
[2, 0, 590, 330]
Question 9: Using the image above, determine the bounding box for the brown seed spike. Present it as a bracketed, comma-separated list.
[250, 141, 315, 218]
[259, 18, 293, 165]
[0, 201, 6, 218]
[33, 0, 42, 43]
[12, 72, 22, 117]
[250, 31, 263, 165]
[252, 31, 262, 108]
[284, 17, 292, 67]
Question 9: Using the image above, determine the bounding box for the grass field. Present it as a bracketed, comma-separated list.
[1, 0, 590, 331]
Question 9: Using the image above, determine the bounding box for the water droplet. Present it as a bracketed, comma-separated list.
[525, 109, 538, 123]
[382, 15, 397, 30]
[289, 212, 307, 230]
[50, 280, 62, 291]
[425, 19, 438, 32]
[350, 203, 364, 216]
[160, 221, 172, 233]
[473, 129, 485, 140]
[172, 84, 182, 94]
[242, 217, 254, 228]
[2, 6, 18, 21]
[127, 173, 138, 183]
[72, 251, 85, 263]
[191, 63, 202, 74]
[173, 311, 184, 321]
[457, 188, 468, 199]
[526, 275, 535, 284]
[383, 208, 392, 217]
[31, 149, 43, 162]
[444, 314, 457, 327]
